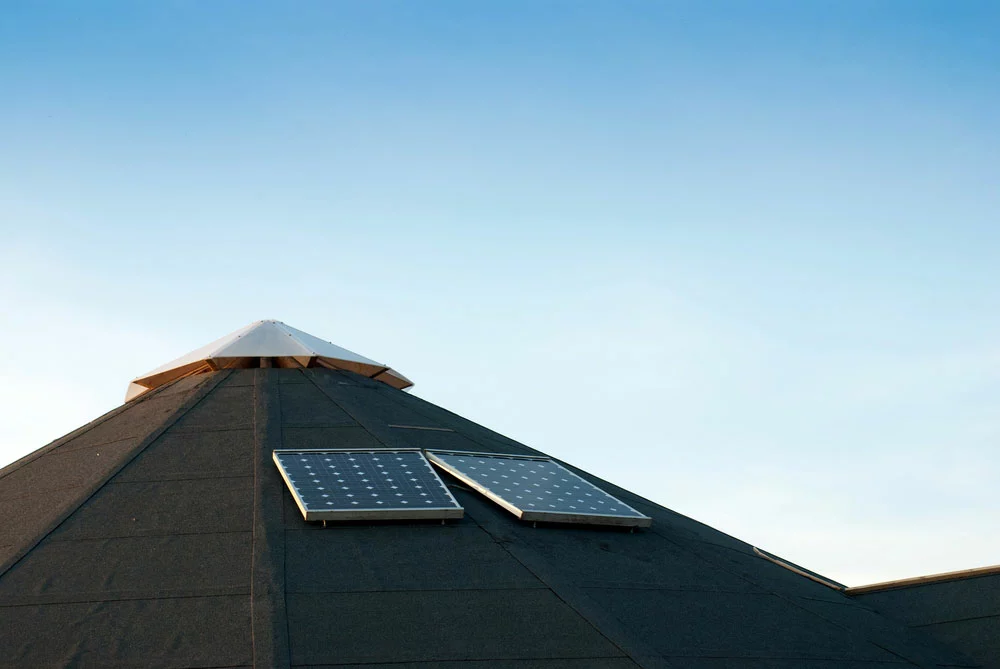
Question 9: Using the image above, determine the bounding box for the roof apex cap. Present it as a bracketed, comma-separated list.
[126, 320, 412, 401]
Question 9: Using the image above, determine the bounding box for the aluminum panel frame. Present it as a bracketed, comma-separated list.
[274, 448, 464, 522]
[425, 450, 652, 528]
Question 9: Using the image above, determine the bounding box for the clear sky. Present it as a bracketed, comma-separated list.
[1, 1, 998, 585]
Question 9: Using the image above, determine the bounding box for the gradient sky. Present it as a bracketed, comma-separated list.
[2, 1, 998, 585]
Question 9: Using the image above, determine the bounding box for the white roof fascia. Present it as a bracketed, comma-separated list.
[132, 321, 259, 383]
[272, 321, 384, 367]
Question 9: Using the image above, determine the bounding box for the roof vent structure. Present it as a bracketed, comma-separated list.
[126, 319, 412, 401]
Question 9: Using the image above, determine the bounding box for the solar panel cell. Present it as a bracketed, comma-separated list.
[274, 449, 464, 521]
[426, 451, 651, 527]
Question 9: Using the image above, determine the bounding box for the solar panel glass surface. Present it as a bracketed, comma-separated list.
[426, 451, 651, 527]
[274, 449, 463, 521]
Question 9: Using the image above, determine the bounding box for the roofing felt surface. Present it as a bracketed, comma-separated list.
[852, 573, 1000, 669]
[0, 367, 984, 668]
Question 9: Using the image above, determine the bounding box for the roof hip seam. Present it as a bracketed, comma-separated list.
[637, 529, 946, 667]
[0, 370, 233, 582]
[846, 563, 1000, 595]
[753, 547, 846, 591]
[250, 368, 291, 669]
[0, 373, 198, 483]
[466, 517, 672, 668]
[204, 322, 253, 360]
[270, 319, 317, 356]
[299, 369, 392, 449]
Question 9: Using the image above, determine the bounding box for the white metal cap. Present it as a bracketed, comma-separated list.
[126, 320, 412, 401]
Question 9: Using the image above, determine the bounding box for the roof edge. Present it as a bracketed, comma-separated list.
[845, 563, 1000, 595]
[753, 546, 846, 591]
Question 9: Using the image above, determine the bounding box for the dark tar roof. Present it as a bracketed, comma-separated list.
[0, 368, 993, 668]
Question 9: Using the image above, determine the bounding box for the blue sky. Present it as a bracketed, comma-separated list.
[2, 1, 998, 584]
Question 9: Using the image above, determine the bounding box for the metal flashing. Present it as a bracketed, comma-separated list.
[755, 545, 1000, 595]
[127, 320, 413, 400]
[752, 547, 846, 591]
[845, 563, 1000, 595]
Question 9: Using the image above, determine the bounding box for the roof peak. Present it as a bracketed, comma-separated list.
[125, 320, 412, 401]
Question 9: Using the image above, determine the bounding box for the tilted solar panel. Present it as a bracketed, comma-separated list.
[273, 449, 464, 521]
[425, 450, 651, 527]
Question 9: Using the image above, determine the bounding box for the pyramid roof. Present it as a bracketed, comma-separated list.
[0, 323, 994, 668]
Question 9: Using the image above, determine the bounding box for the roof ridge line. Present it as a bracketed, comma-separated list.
[270, 319, 317, 356]
[205, 321, 256, 360]
[846, 563, 1000, 595]
[0, 373, 192, 482]
[466, 511, 673, 668]
[646, 532, 958, 667]
[250, 367, 291, 669]
[753, 546, 846, 591]
[0, 370, 233, 582]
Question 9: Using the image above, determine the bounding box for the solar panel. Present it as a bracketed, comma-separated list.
[273, 449, 464, 522]
[425, 450, 652, 528]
